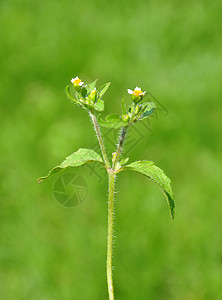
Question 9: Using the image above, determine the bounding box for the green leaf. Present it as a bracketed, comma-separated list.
[37, 148, 104, 183]
[98, 82, 111, 98]
[140, 102, 156, 120]
[122, 161, 175, 219]
[87, 79, 98, 94]
[81, 86, 87, 98]
[105, 114, 121, 121]
[119, 157, 129, 165]
[65, 85, 82, 107]
[98, 114, 126, 129]
[94, 99, 104, 112]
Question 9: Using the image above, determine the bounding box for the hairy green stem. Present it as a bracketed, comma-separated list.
[90, 114, 127, 299]
[112, 126, 128, 169]
[107, 171, 115, 300]
[89, 112, 111, 168]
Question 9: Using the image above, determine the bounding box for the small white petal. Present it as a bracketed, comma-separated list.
[79, 81, 84, 86]
[127, 89, 133, 94]
[134, 87, 141, 91]
[142, 91, 146, 95]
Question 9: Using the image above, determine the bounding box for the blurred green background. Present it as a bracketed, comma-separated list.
[1, 0, 222, 299]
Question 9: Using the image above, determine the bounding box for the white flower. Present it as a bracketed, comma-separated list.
[127, 87, 146, 97]
[71, 76, 84, 86]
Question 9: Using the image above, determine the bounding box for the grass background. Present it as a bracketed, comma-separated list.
[1, 0, 222, 299]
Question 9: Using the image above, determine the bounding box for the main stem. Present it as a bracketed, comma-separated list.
[89, 112, 111, 168]
[90, 114, 128, 299]
[107, 171, 115, 300]
[106, 127, 128, 299]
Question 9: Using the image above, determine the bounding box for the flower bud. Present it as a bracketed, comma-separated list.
[134, 105, 140, 115]
[88, 88, 97, 102]
[112, 152, 117, 164]
[122, 114, 130, 122]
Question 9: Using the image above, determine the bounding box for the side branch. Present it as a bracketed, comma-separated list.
[112, 126, 127, 169]
[89, 112, 111, 168]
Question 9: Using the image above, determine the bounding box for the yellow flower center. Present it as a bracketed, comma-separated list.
[74, 78, 81, 85]
[133, 89, 142, 97]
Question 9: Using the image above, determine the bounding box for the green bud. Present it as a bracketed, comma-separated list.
[122, 114, 130, 122]
[133, 116, 138, 123]
[134, 105, 140, 115]
[88, 88, 97, 102]
[112, 152, 117, 164]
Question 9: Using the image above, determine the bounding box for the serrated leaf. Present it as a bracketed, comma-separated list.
[87, 79, 98, 94]
[122, 161, 175, 219]
[37, 148, 104, 183]
[94, 99, 104, 112]
[140, 102, 156, 120]
[98, 82, 111, 98]
[98, 114, 126, 129]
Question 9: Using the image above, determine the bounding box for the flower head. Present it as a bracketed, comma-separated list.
[127, 87, 146, 97]
[127, 87, 146, 103]
[71, 76, 84, 87]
